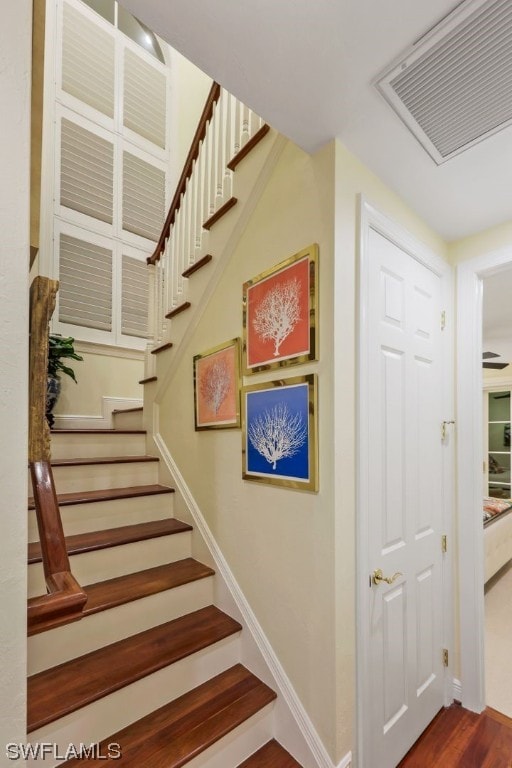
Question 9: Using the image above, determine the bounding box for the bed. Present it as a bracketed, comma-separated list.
[483, 497, 512, 582]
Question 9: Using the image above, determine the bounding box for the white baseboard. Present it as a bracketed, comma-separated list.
[53, 396, 142, 430]
[453, 678, 462, 702]
[154, 429, 338, 768]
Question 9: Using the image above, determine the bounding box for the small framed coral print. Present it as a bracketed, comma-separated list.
[242, 374, 318, 491]
[243, 244, 318, 374]
[194, 338, 241, 430]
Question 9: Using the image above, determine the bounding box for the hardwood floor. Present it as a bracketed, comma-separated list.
[398, 703, 512, 767]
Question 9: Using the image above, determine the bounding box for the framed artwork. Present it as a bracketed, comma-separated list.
[242, 374, 318, 491]
[243, 244, 318, 374]
[194, 338, 241, 430]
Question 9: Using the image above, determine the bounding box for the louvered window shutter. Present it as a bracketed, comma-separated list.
[58, 233, 113, 331]
[60, 118, 114, 223]
[121, 255, 149, 338]
[123, 151, 165, 241]
[62, 2, 115, 118]
[124, 49, 167, 148]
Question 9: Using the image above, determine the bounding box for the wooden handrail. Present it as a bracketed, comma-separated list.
[148, 81, 221, 265]
[28, 276, 87, 635]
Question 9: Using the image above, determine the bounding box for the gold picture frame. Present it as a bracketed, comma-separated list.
[193, 338, 241, 430]
[242, 374, 318, 491]
[242, 244, 318, 375]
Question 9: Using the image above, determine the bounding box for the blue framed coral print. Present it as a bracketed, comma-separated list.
[242, 374, 318, 491]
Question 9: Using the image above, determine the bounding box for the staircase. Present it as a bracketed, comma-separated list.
[27, 412, 302, 767]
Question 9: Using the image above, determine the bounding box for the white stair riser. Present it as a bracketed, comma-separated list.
[28, 532, 192, 597]
[51, 433, 146, 460]
[186, 705, 274, 768]
[28, 635, 241, 764]
[112, 411, 144, 430]
[29, 462, 159, 496]
[28, 577, 214, 674]
[28, 494, 174, 542]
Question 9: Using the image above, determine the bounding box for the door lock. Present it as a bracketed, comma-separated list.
[372, 569, 403, 586]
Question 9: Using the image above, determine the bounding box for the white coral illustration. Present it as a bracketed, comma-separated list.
[248, 402, 307, 470]
[200, 358, 231, 415]
[252, 277, 302, 357]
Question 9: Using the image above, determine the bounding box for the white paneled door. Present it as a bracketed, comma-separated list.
[360, 224, 447, 768]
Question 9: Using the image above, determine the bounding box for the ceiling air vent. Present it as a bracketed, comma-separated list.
[376, 0, 512, 164]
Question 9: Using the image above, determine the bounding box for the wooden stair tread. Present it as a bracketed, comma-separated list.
[151, 341, 173, 355]
[182, 254, 212, 278]
[83, 558, 214, 615]
[60, 664, 276, 767]
[203, 196, 238, 231]
[28, 483, 174, 510]
[50, 455, 158, 467]
[111, 407, 143, 414]
[165, 301, 191, 319]
[28, 518, 190, 563]
[238, 740, 302, 767]
[139, 376, 157, 384]
[27, 606, 243, 733]
[227, 124, 271, 171]
[51, 428, 146, 435]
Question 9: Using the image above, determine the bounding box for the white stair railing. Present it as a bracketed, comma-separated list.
[146, 83, 266, 369]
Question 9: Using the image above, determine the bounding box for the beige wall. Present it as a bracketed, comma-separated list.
[1, 0, 32, 745]
[55, 346, 143, 416]
[159, 140, 338, 756]
[448, 220, 512, 265]
[332, 141, 448, 760]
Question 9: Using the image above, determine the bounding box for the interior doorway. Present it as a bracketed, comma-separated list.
[481, 269, 512, 717]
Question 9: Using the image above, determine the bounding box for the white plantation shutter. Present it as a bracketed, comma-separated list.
[124, 49, 167, 148]
[62, 2, 115, 118]
[122, 151, 165, 241]
[60, 118, 114, 223]
[59, 233, 113, 330]
[121, 255, 149, 338]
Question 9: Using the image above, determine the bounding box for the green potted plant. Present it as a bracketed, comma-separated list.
[46, 334, 83, 427]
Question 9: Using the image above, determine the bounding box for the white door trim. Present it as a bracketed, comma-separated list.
[456, 245, 512, 712]
[356, 196, 454, 768]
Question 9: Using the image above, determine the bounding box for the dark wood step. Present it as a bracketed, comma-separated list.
[60, 664, 276, 767]
[238, 740, 302, 767]
[139, 376, 158, 384]
[151, 341, 173, 355]
[51, 428, 146, 435]
[166, 301, 191, 320]
[228, 124, 271, 171]
[203, 196, 238, 231]
[27, 606, 243, 733]
[112, 407, 143, 414]
[83, 558, 214, 616]
[182, 254, 212, 278]
[51, 455, 158, 468]
[28, 483, 174, 511]
[28, 518, 189, 564]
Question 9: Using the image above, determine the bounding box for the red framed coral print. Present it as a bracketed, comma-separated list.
[243, 244, 318, 374]
[194, 338, 241, 430]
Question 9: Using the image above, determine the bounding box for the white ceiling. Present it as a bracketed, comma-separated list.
[120, 0, 512, 241]
[483, 268, 512, 361]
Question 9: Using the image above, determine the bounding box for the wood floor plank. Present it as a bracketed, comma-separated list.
[398, 704, 512, 767]
[27, 606, 242, 732]
[82, 559, 214, 615]
[50, 455, 158, 467]
[238, 740, 302, 767]
[61, 665, 276, 767]
[28, 518, 190, 563]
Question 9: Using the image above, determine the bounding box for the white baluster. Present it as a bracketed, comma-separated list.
[234, 99, 241, 155]
[224, 92, 234, 199]
[208, 117, 216, 216]
[241, 104, 250, 146]
[215, 94, 225, 203]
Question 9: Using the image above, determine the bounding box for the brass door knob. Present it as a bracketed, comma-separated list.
[372, 568, 403, 586]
